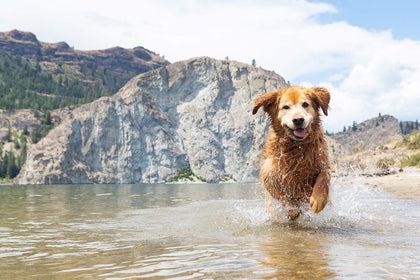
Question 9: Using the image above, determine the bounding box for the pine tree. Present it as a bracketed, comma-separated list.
[23, 126, 29, 136]
[4, 126, 12, 142]
[42, 111, 52, 126]
[0, 156, 4, 178]
[6, 151, 18, 178]
[0, 152, 9, 178]
[352, 121, 357, 131]
[18, 138, 27, 169]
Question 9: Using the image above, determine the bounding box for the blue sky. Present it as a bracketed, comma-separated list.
[313, 0, 420, 39]
[297, 0, 420, 84]
[1, 0, 419, 132]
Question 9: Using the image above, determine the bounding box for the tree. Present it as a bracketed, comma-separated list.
[17, 138, 27, 169]
[3, 126, 12, 142]
[6, 151, 18, 178]
[352, 121, 357, 131]
[23, 126, 29, 136]
[30, 126, 43, 144]
[0, 159, 4, 178]
[13, 138, 20, 149]
[251, 59, 256, 66]
[42, 111, 52, 126]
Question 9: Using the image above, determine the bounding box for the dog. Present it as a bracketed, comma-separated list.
[252, 86, 331, 220]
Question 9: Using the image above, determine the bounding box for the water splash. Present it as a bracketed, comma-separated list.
[230, 178, 416, 235]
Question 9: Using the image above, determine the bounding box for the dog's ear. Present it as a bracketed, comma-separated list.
[252, 92, 278, 115]
[311, 87, 330, 116]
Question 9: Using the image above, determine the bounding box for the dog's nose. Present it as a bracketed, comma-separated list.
[293, 118, 304, 127]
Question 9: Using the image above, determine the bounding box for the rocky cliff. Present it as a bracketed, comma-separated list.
[15, 57, 286, 184]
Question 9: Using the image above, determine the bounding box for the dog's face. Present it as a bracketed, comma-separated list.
[278, 87, 318, 140]
[252, 86, 330, 141]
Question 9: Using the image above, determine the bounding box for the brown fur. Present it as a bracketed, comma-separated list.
[252, 86, 331, 220]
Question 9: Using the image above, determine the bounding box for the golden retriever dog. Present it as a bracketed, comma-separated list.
[252, 86, 331, 220]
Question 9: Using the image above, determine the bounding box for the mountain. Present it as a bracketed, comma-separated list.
[15, 57, 286, 184]
[0, 30, 169, 110]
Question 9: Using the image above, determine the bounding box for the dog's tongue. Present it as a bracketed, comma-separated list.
[294, 128, 307, 138]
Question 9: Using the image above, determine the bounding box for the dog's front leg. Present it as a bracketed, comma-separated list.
[310, 170, 330, 213]
[280, 196, 301, 221]
[264, 190, 300, 220]
[264, 190, 275, 215]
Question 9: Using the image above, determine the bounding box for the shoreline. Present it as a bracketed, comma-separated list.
[2, 169, 420, 200]
[362, 168, 420, 199]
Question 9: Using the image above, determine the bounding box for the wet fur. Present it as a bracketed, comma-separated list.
[253, 86, 331, 220]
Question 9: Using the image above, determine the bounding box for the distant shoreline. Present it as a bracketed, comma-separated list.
[2, 169, 420, 201]
[363, 167, 420, 199]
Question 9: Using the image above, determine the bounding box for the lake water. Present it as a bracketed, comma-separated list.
[0, 180, 419, 279]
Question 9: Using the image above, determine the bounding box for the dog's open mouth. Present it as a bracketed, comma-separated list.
[288, 127, 308, 140]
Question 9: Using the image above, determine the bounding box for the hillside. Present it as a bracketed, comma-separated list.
[0, 29, 169, 181]
[331, 131, 420, 176]
[330, 115, 403, 154]
[329, 115, 420, 176]
[0, 29, 169, 111]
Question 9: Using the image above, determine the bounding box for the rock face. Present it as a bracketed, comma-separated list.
[0, 29, 169, 93]
[15, 57, 286, 184]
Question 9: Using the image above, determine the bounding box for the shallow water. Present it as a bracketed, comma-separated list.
[0, 180, 419, 279]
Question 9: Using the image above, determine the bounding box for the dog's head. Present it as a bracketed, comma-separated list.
[252, 86, 330, 141]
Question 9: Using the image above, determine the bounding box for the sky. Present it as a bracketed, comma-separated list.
[1, 0, 419, 132]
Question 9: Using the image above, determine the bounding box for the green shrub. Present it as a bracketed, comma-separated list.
[220, 175, 236, 182]
[171, 169, 205, 182]
[401, 152, 420, 168]
[351, 144, 366, 154]
[376, 158, 395, 169]
[397, 131, 420, 150]
[407, 132, 420, 150]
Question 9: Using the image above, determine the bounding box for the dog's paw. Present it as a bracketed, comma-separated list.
[310, 194, 328, 214]
[287, 208, 301, 221]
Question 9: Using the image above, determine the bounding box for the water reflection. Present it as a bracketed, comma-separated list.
[259, 224, 337, 279]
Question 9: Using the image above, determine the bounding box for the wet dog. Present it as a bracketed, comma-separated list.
[252, 86, 331, 220]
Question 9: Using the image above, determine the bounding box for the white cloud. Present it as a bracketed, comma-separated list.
[1, 0, 419, 131]
[325, 38, 420, 131]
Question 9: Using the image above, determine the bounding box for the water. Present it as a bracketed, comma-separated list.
[0, 181, 419, 279]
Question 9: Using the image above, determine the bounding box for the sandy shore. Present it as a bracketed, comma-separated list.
[362, 168, 420, 199]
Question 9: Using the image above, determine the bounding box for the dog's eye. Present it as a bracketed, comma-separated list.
[302, 102, 309, 108]
[282, 105, 290, 110]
